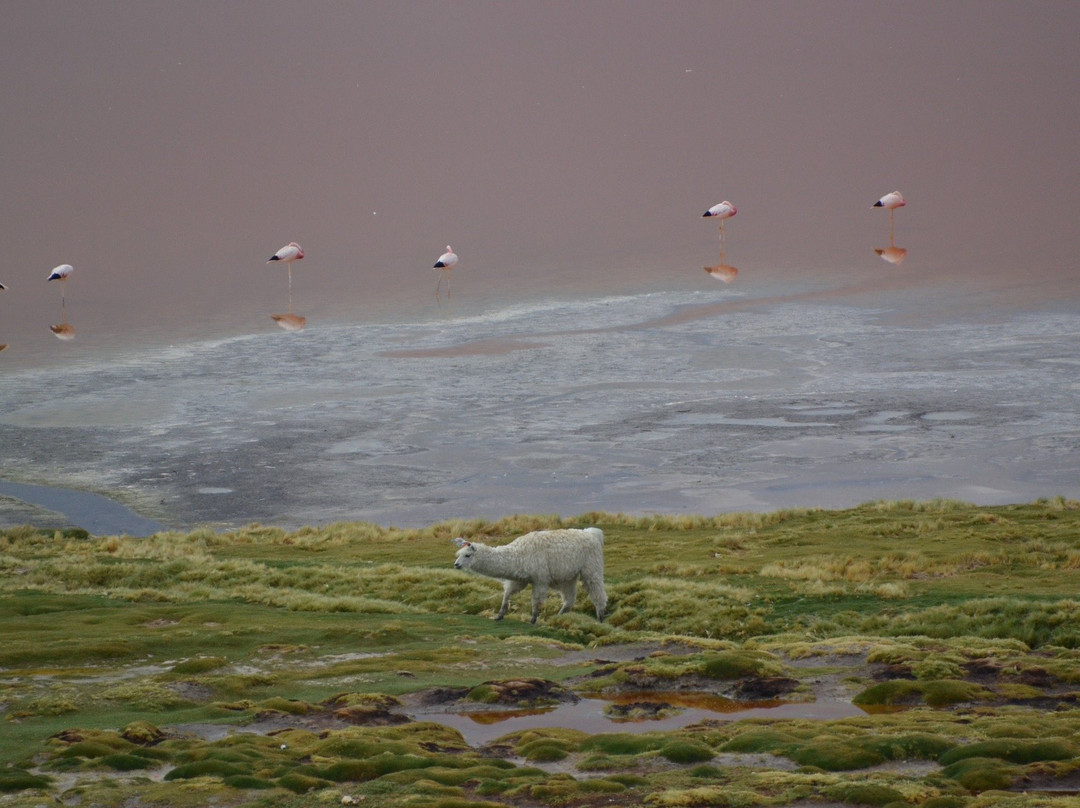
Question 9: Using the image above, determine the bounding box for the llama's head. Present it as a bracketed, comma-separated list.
[453, 539, 477, 570]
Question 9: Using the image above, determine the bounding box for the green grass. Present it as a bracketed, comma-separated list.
[1, 499, 1080, 807]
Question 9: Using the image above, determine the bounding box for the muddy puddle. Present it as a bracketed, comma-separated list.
[168, 691, 868, 749]
[408, 692, 867, 747]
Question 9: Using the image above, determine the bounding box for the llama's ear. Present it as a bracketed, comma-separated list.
[452, 537, 466, 547]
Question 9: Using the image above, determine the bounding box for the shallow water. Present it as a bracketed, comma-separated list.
[415, 693, 866, 747]
[0, 479, 162, 537]
[1, 283, 1078, 533]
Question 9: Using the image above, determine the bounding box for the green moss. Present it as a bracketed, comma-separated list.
[59, 741, 126, 759]
[580, 733, 663, 756]
[258, 696, 311, 714]
[164, 759, 247, 780]
[853, 679, 989, 707]
[170, 656, 228, 674]
[465, 684, 499, 704]
[276, 771, 332, 793]
[869, 733, 956, 761]
[660, 740, 715, 764]
[940, 757, 1018, 792]
[320, 760, 378, 782]
[823, 781, 906, 805]
[939, 739, 1076, 765]
[921, 680, 991, 707]
[791, 739, 886, 771]
[365, 753, 437, 777]
[719, 729, 796, 756]
[701, 651, 776, 680]
[121, 720, 165, 745]
[222, 774, 277, 789]
[518, 740, 570, 762]
[0, 768, 51, 793]
[99, 753, 154, 771]
[920, 798, 967, 808]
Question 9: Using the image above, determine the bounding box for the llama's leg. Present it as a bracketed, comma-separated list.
[497, 580, 526, 620]
[530, 582, 548, 624]
[557, 580, 578, 614]
[582, 574, 607, 621]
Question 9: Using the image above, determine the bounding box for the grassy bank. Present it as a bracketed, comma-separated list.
[2, 499, 1079, 806]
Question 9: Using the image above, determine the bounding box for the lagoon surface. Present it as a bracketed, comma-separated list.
[2, 268, 1078, 534]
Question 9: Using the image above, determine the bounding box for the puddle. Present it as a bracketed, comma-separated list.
[410, 692, 867, 747]
[0, 479, 163, 537]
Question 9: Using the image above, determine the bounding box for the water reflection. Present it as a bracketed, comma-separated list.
[874, 245, 908, 266]
[413, 692, 866, 747]
[271, 313, 307, 332]
[704, 263, 738, 283]
[703, 240, 738, 284]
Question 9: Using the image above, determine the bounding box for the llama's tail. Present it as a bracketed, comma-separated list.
[584, 527, 604, 545]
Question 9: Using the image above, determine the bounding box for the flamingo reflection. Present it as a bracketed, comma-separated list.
[1, 282, 7, 351]
[266, 242, 306, 331]
[704, 264, 738, 283]
[433, 245, 458, 300]
[271, 313, 307, 332]
[874, 245, 908, 266]
[47, 264, 75, 340]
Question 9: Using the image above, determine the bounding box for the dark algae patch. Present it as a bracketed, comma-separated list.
[2, 500, 1080, 805]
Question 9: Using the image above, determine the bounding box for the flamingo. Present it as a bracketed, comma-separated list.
[1, 282, 8, 350]
[266, 242, 304, 315]
[702, 200, 737, 243]
[873, 191, 905, 242]
[46, 263, 74, 303]
[46, 264, 75, 338]
[433, 245, 458, 299]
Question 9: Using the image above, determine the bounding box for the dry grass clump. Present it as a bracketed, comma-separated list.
[760, 551, 1003, 584]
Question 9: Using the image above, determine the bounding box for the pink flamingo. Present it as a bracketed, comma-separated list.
[433, 245, 458, 298]
[266, 242, 304, 313]
[873, 191, 905, 242]
[46, 263, 74, 305]
[46, 264, 75, 338]
[702, 200, 737, 244]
